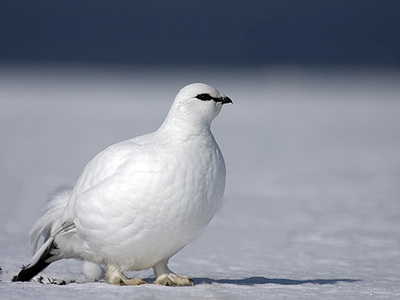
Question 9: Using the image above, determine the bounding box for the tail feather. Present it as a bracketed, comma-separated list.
[30, 189, 72, 253]
[13, 188, 72, 282]
[12, 237, 56, 282]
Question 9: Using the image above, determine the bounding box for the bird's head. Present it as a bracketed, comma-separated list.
[165, 83, 232, 131]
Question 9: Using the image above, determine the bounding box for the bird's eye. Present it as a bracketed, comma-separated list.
[196, 93, 213, 101]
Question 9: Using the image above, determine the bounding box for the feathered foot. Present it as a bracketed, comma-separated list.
[105, 265, 147, 286]
[153, 259, 195, 286]
[154, 273, 195, 286]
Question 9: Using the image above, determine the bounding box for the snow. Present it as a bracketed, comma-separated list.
[1, 64, 400, 299]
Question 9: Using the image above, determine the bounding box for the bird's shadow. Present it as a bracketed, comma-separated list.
[193, 276, 360, 286]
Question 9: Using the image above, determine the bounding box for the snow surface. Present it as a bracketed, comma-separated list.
[1, 64, 400, 299]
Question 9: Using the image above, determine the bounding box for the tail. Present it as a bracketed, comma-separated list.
[12, 236, 56, 281]
[12, 189, 73, 282]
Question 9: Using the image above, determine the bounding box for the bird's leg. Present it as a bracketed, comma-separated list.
[153, 259, 195, 286]
[105, 264, 147, 286]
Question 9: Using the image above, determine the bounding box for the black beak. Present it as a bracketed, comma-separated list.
[218, 95, 233, 104]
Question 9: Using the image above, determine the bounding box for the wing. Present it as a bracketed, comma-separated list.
[64, 136, 179, 244]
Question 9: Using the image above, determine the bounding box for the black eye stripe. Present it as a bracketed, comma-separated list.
[196, 93, 215, 101]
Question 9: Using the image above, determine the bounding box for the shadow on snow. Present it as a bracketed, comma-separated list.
[194, 276, 360, 286]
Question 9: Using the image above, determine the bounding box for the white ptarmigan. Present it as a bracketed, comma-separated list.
[13, 83, 232, 286]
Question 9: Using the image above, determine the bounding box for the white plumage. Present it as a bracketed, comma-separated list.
[14, 83, 232, 286]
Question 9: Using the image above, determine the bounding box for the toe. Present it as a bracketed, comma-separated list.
[154, 274, 195, 286]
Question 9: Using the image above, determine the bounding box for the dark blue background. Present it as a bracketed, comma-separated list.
[1, 0, 399, 66]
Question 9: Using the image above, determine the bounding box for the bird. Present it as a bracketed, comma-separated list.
[12, 83, 232, 286]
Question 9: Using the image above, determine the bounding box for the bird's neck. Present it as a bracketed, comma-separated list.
[158, 112, 213, 140]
